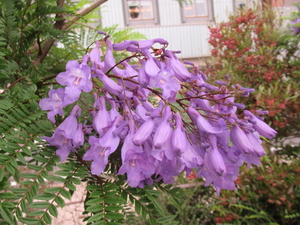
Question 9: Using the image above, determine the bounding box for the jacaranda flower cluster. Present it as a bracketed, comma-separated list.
[40, 33, 277, 195]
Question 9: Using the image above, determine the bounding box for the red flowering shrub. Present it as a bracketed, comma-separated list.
[206, 7, 300, 138]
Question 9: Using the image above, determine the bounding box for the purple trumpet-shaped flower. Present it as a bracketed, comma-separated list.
[138, 59, 150, 87]
[112, 40, 139, 51]
[197, 135, 236, 196]
[103, 38, 126, 77]
[230, 125, 253, 154]
[156, 156, 184, 184]
[207, 134, 226, 176]
[132, 117, 155, 146]
[44, 131, 75, 161]
[83, 136, 111, 175]
[187, 107, 223, 134]
[154, 128, 176, 161]
[56, 56, 92, 104]
[153, 106, 173, 149]
[171, 113, 188, 153]
[43, 105, 83, 161]
[84, 114, 122, 174]
[132, 97, 149, 121]
[164, 50, 191, 82]
[181, 141, 203, 171]
[244, 110, 277, 139]
[245, 131, 266, 157]
[235, 144, 261, 167]
[72, 123, 84, 147]
[98, 115, 123, 152]
[291, 17, 300, 34]
[142, 50, 160, 78]
[108, 99, 120, 121]
[92, 96, 112, 136]
[113, 38, 168, 52]
[96, 69, 133, 98]
[96, 69, 123, 95]
[39, 87, 66, 123]
[118, 149, 156, 188]
[156, 64, 180, 102]
[103, 38, 117, 71]
[200, 82, 219, 91]
[55, 105, 80, 139]
[89, 40, 104, 70]
[192, 92, 213, 112]
[120, 117, 142, 161]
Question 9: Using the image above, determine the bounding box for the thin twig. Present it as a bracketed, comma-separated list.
[62, 0, 108, 31]
[0, 77, 26, 94]
[34, 0, 65, 64]
[34, 0, 108, 65]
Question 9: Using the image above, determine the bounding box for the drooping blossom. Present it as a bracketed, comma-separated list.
[83, 136, 111, 175]
[43, 105, 83, 161]
[164, 50, 191, 82]
[230, 125, 253, 154]
[153, 106, 172, 149]
[89, 40, 104, 70]
[113, 38, 168, 52]
[56, 55, 92, 104]
[118, 149, 156, 188]
[39, 87, 66, 123]
[244, 110, 277, 139]
[92, 95, 111, 136]
[40, 34, 277, 194]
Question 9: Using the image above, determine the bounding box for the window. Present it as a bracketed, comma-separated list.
[123, 0, 159, 26]
[182, 0, 214, 24]
[235, 0, 246, 10]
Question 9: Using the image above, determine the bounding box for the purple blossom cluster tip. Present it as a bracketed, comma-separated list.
[40, 34, 277, 194]
[291, 17, 300, 34]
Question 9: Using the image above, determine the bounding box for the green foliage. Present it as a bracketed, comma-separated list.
[121, 184, 181, 225]
[211, 146, 300, 225]
[0, 0, 178, 224]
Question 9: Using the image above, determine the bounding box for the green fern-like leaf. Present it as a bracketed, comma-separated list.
[84, 179, 127, 225]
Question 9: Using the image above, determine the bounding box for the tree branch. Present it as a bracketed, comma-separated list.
[34, 0, 65, 64]
[34, 0, 108, 65]
[62, 0, 108, 31]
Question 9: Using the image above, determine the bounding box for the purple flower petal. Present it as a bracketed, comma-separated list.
[153, 106, 172, 148]
[90, 40, 104, 70]
[138, 59, 150, 87]
[132, 117, 155, 146]
[171, 113, 188, 152]
[164, 50, 191, 82]
[98, 115, 123, 151]
[113, 40, 139, 51]
[230, 125, 253, 154]
[57, 105, 80, 138]
[83, 136, 111, 175]
[244, 110, 277, 139]
[187, 107, 223, 134]
[143, 50, 160, 77]
[246, 132, 266, 157]
[207, 134, 226, 176]
[96, 69, 124, 96]
[92, 96, 112, 136]
[39, 87, 65, 123]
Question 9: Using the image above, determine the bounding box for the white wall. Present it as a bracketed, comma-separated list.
[100, 0, 234, 58]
